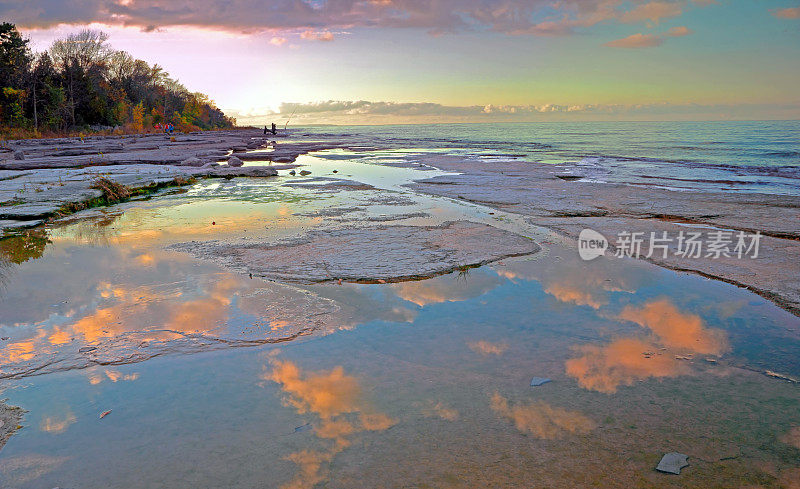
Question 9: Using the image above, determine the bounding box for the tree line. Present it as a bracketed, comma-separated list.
[0, 22, 235, 137]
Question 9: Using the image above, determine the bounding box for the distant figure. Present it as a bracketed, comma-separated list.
[168, 123, 174, 134]
[271, 122, 277, 135]
[263, 125, 268, 135]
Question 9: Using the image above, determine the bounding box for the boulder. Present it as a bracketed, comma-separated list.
[180, 157, 205, 167]
[228, 156, 244, 167]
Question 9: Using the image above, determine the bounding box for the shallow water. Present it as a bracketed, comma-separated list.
[1, 147, 799, 488]
[300, 121, 800, 195]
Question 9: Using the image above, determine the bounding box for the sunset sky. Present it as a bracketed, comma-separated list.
[5, 0, 800, 124]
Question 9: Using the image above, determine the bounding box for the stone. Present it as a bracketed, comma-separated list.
[180, 157, 204, 167]
[79, 346, 98, 353]
[656, 452, 689, 474]
[530, 377, 551, 386]
[299, 170, 311, 176]
[13, 151, 24, 160]
[227, 156, 244, 167]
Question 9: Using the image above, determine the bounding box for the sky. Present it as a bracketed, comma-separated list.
[4, 0, 800, 124]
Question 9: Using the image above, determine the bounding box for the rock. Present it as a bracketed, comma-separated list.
[201, 162, 220, 168]
[530, 377, 551, 386]
[289, 170, 296, 176]
[656, 452, 689, 474]
[13, 151, 24, 160]
[227, 156, 244, 167]
[79, 346, 98, 353]
[299, 170, 311, 176]
[180, 157, 205, 167]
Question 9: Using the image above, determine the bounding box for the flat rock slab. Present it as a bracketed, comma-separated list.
[172, 221, 539, 283]
[656, 452, 689, 474]
[530, 377, 552, 386]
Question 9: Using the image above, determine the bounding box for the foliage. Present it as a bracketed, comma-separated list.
[0, 23, 235, 136]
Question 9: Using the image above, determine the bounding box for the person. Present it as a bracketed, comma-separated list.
[263, 125, 268, 135]
[271, 122, 277, 135]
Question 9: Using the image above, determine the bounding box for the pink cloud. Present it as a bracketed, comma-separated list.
[666, 25, 693, 36]
[1, 0, 711, 38]
[772, 7, 800, 19]
[619, 1, 684, 24]
[604, 32, 664, 48]
[269, 36, 288, 46]
[300, 30, 334, 42]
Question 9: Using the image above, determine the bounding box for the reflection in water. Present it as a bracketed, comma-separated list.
[490, 393, 595, 439]
[467, 340, 508, 356]
[264, 357, 395, 489]
[421, 401, 460, 421]
[566, 298, 729, 393]
[40, 412, 77, 434]
[0, 455, 69, 485]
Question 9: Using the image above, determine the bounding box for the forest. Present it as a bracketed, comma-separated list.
[0, 22, 235, 138]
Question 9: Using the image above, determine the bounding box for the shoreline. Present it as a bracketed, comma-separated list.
[1, 128, 798, 321]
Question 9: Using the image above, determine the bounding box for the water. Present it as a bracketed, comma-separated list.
[298, 121, 800, 195]
[1, 125, 799, 488]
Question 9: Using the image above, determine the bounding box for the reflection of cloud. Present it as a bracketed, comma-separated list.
[265, 358, 395, 489]
[772, 7, 800, 19]
[619, 299, 728, 355]
[422, 401, 460, 421]
[566, 299, 729, 393]
[0, 455, 69, 485]
[566, 338, 686, 393]
[468, 340, 508, 356]
[781, 426, 800, 449]
[392, 271, 501, 307]
[490, 393, 595, 439]
[40, 412, 77, 434]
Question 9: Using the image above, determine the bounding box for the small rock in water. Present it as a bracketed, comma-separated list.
[227, 156, 244, 167]
[100, 410, 112, 419]
[530, 377, 551, 387]
[79, 346, 98, 353]
[656, 452, 689, 474]
[1, 337, 9, 341]
[294, 423, 312, 433]
[289, 170, 296, 175]
[332, 169, 338, 173]
[299, 170, 311, 176]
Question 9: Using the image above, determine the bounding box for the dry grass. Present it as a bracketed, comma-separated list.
[90, 177, 131, 202]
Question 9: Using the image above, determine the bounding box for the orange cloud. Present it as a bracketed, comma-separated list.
[300, 30, 335, 41]
[270, 36, 288, 46]
[604, 32, 664, 48]
[467, 340, 508, 356]
[490, 393, 595, 439]
[772, 7, 800, 18]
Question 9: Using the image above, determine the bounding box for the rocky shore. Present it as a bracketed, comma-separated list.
[0, 129, 343, 232]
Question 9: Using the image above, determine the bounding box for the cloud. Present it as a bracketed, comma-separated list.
[4, 0, 712, 38]
[231, 99, 800, 125]
[618, 1, 684, 24]
[604, 32, 664, 48]
[772, 7, 800, 19]
[666, 25, 693, 36]
[490, 392, 595, 439]
[604, 23, 694, 48]
[270, 36, 288, 46]
[300, 30, 334, 41]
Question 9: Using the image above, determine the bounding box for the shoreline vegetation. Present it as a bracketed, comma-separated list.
[0, 22, 235, 141]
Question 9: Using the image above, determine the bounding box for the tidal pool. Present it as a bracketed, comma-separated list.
[0, 150, 798, 488]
